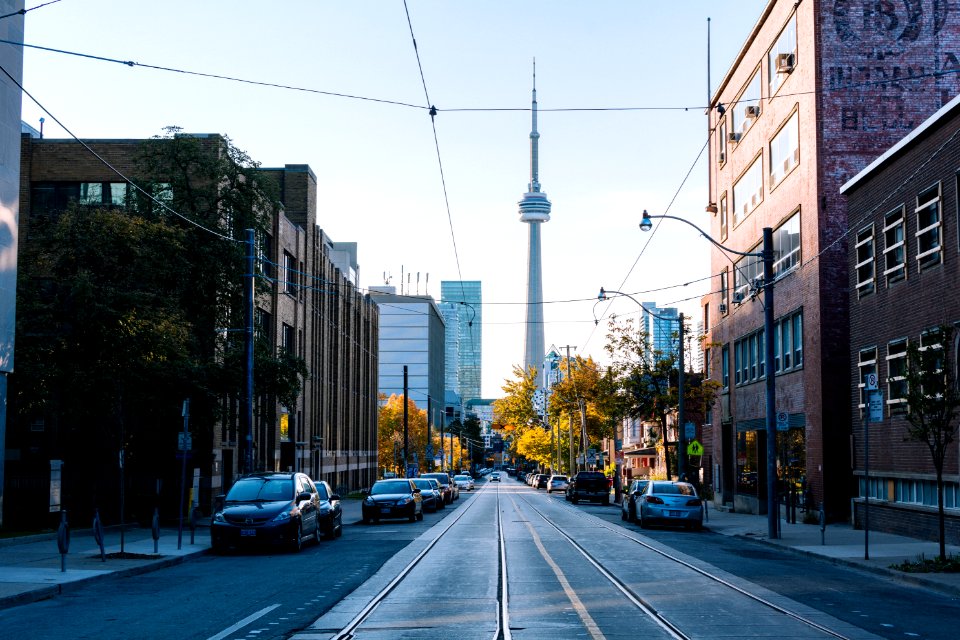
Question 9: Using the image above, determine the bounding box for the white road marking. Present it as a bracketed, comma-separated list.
[205, 604, 281, 640]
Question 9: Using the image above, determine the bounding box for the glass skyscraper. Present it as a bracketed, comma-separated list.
[641, 302, 679, 362]
[440, 280, 482, 402]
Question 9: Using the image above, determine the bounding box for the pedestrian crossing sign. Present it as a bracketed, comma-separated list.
[686, 440, 704, 456]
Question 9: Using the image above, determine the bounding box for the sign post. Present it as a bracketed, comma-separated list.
[863, 373, 880, 560]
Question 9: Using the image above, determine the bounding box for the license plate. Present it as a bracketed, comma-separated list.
[241, 529, 256, 537]
[669, 511, 683, 518]
[381, 508, 391, 514]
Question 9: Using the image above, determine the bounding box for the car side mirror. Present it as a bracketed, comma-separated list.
[413, 488, 421, 493]
[330, 494, 341, 501]
[297, 491, 312, 502]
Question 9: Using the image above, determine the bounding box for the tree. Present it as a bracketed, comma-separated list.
[549, 355, 615, 467]
[515, 426, 553, 469]
[494, 365, 540, 449]
[903, 326, 960, 561]
[377, 394, 445, 476]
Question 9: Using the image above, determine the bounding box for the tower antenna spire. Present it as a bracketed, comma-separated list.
[529, 58, 540, 193]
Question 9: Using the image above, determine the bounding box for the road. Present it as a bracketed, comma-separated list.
[1, 476, 959, 639]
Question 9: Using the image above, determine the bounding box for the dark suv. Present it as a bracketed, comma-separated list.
[211, 472, 339, 553]
[566, 471, 610, 504]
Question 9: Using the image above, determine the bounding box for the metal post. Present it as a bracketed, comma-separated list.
[403, 365, 409, 477]
[678, 313, 687, 480]
[864, 397, 871, 560]
[177, 398, 189, 550]
[762, 227, 778, 539]
[242, 229, 255, 474]
[564, 345, 576, 473]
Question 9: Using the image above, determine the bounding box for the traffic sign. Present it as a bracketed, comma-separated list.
[867, 390, 883, 422]
[776, 411, 789, 432]
[687, 440, 704, 456]
[684, 422, 696, 440]
[864, 372, 879, 391]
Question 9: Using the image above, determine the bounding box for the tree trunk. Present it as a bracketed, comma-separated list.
[937, 466, 946, 562]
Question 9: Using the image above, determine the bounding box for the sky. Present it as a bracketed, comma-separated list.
[16, 0, 770, 398]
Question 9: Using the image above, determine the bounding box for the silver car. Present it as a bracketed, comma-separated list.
[637, 481, 703, 530]
[454, 474, 474, 491]
[546, 475, 568, 494]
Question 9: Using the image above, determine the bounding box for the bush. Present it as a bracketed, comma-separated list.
[890, 554, 960, 573]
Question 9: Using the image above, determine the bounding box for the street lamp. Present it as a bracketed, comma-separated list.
[598, 288, 686, 488]
[640, 209, 779, 539]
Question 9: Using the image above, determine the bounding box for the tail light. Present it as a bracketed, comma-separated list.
[645, 496, 664, 504]
[686, 499, 702, 507]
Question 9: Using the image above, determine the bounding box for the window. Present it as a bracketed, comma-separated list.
[896, 479, 957, 508]
[772, 310, 803, 374]
[734, 327, 766, 386]
[773, 211, 800, 277]
[768, 13, 797, 95]
[792, 313, 803, 367]
[720, 268, 729, 313]
[887, 339, 908, 413]
[719, 193, 728, 241]
[733, 155, 763, 226]
[256, 231, 274, 279]
[919, 328, 944, 397]
[858, 347, 878, 417]
[855, 225, 876, 297]
[769, 111, 799, 187]
[704, 347, 711, 378]
[719, 119, 728, 163]
[721, 345, 730, 389]
[284, 251, 298, 295]
[733, 253, 763, 303]
[254, 309, 271, 341]
[703, 302, 710, 333]
[883, 206, 906, 285]
[731, 71, 761, 137]
[916, 183, 942, 270]
[79, 182, 103, 205]
[282, 323, 295, 355]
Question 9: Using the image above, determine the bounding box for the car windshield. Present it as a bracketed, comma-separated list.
[423, 474, 449, 484]
[413, 480, 433, 490]
[372, 480, 412, 495]
[651, 482, 696, 496]
[552, 477, 567, 482]
[226, 478, 292, 502]
[454, 475, 469, 480]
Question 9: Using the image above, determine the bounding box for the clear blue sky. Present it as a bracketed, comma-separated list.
[19, 0, 769, 397]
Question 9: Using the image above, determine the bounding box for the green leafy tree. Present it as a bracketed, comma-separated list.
[903, 327, 960, 561]
[550, 356, 614, 464]
[515, 426, 553, 469]
[494, 365, 540, 454]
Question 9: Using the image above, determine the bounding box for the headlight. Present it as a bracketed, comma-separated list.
[319, 504, 331, 515]
[364, 497, 374, 505]
[271, 510, 292, 523]
[397, 497, 412, 505]
[213, 512, 225, 523]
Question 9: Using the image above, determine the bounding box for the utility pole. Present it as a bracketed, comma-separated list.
[677, 313, 687, 480]
[403, 365, 409, 477]
[242, 229, 255, 475]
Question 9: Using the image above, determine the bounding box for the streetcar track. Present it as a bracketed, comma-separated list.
[329, 482, 507, 640]
[520, 488, 853, 640]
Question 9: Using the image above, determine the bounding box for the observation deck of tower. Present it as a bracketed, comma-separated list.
[519, 63, 550, 374]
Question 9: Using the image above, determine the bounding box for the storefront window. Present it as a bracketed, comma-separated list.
[736, 430, 759, 494]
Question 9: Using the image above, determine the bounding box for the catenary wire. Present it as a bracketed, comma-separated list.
[0, 0, 64, 21]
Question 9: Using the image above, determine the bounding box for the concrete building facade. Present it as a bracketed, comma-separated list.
[704, 0, 960, 518]
[841, 94, 960, 541]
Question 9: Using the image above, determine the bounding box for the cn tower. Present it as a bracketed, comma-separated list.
[519, 62, 550, 374]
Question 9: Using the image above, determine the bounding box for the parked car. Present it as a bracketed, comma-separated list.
[535, 474, 549, 489]
[637, 481, 703, 530]
[490, 472, 502, 482]
[620, 478, 651, 523]
[546, 475, 568, 494]
[362, 479, 423, 523]
[566, 471, 609, 504]
[422, 472, 458, 502]
[413, 478, 444, 512]
[211, 472, 335, 553]
[454, 474, 474, 491]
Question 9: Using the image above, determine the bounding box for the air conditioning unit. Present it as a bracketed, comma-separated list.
[719, 151, 726, 163]
[776, 52, 795, 74]
[744, 105, 760, 119]
[733, 291, 745, 304]
[718, 303, 728, 314]
[727, 132, 741, 143]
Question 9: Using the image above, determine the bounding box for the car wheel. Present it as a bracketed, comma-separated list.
[335, 514, 343, 537]
[416, 510, 424, 521]
[572, 496, 579, 504]
[211, 540, 227, 555]
[291, 521, 304, 553]
[409, 508, 417, 522]
[629, 504, 637, 523]
[314, 520, 323, 545]
[620, 506, 627, 521]
[639, 513, 649, 529]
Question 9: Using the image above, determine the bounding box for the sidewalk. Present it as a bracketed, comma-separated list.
[703, 504, 960, 596]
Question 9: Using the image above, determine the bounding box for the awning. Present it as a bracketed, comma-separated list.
[624, 448, 657, 456]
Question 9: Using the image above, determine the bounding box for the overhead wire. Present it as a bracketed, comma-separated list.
[0, 63, 239, 243]
[0, 0, 64, 21]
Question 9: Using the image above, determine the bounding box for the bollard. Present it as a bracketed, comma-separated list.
[57, 510, 69, 572]
[93, 509, 106, 562]
[152, 508, 160, 554]
[819, 504, 826, 545]
[189, 507, 201, 545]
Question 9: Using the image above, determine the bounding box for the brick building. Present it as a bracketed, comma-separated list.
[703, 0, 960, 518]
[6, 133, 377, 525]
[841, 95, 960, 542]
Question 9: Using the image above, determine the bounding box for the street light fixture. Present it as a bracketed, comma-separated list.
[639, 209, 779, 539]
[598, 288, 686, 488]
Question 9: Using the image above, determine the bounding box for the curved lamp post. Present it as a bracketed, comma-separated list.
[599, 288, 686, 488]
[640, 209, 779, 540]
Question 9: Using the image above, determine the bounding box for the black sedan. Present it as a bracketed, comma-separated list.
[210, 472, 326, 553]
[362, 479, 423, 523]
[412, 478, 444, 512]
